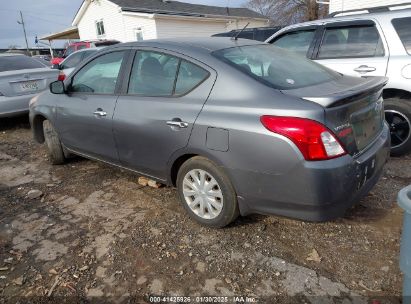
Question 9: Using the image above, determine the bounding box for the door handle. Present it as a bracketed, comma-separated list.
[354, 65, 376, 74]
[166, 120, 188, 128]
[93, 110, 107, 117]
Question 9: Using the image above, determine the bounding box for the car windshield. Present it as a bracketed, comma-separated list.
[213, 44, 341, 90]
[0, 55, 46, 72]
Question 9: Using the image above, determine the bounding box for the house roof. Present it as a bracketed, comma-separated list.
[110, 0, 267, 19]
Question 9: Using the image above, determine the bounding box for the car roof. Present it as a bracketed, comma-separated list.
[0, 53, 25, 57]
[117, 37, 264, 53]
[280, 7, 411, 28]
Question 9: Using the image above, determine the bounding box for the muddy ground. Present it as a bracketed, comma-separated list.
[0, 117, 407, 303]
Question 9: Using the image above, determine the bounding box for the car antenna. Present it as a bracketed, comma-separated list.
[232, 22, 250, 41]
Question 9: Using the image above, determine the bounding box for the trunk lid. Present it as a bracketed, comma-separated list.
[0, 68, 59, 97]
[282, 76, 388, 156]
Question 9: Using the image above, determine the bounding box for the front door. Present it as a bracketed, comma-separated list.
[114, 49, 216, 180]
[56, 50, 128, 163]
[313, 21, 389, 77]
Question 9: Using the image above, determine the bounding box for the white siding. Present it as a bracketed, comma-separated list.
[121, 13, 157, 41]
[330, 0, 409, 13]
[77, 0, 125, 41]
[155, 17, 267, 39]
[155, 18, 227, 39]
[75, 0, 268, 42]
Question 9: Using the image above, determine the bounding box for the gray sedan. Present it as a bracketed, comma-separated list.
[29, 38, 390, 228]
[0, 54, 58, 117]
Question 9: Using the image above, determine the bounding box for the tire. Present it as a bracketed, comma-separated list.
[176, 156, 239, 228]
[43, 120, 65, 165]
[384, 98, 411, 157]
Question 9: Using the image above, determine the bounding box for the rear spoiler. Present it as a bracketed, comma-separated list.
[302, 77, 388, 108]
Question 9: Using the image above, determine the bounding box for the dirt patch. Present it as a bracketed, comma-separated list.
[0, 117, 405, 302]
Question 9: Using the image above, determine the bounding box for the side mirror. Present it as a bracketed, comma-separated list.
[51, 64, 61, 70]
[50, 81, 65, 94]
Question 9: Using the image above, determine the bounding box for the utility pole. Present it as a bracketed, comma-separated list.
[17, 11, 30, 55]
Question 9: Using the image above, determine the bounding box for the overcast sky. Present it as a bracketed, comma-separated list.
[0, 0, 248, 49]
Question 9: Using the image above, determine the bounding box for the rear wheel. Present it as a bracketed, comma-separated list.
[176, 156, 239, 228]
[43, 120, 65, 165]
[384, 98, 411, 157]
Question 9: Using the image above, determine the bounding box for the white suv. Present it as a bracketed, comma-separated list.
[266, 5, 411, 156]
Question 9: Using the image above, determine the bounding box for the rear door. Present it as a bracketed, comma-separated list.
[113, 49, 216, 180]
[313, 20, 389, 77]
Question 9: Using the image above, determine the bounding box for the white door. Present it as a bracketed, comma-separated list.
[314, 21, 389, 77]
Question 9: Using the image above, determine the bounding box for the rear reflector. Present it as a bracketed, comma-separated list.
[260, 116, 346, 161]
[57, 71, 66, 81]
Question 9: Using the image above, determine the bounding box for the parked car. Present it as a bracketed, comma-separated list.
[32, 55, 52, 66]
[266, 4, 411, 156]
[212, 26, 282, 41]
[30, 38, 390, 227]
[50, 40, 120, 65]
[55, 48, 103, 81]
[0, 54, 58, 118]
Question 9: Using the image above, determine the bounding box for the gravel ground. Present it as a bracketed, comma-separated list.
[0, 116, 407, 303]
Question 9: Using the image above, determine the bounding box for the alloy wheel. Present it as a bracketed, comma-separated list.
[385, 110, 411, 148]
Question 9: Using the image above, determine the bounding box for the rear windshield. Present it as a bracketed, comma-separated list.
[213, 45, 341, 90]
[392, 17, 411, 55]
[0, 55, 46, 72]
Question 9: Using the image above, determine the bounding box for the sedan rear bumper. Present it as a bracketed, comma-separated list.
[0, 93, 39, 118]
[229, 124, 391, 221]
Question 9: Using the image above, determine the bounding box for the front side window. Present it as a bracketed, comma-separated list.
[64, 46, 76, 57]
[392, 17, 411, 55]
[0, 55, 45, 72]
[96, 20, 105, 36]
[128, 51, 209, 96]
[61, 52, 84, 69]
[318, 25, 384, 59]
[70, 51, 125, 94]
[271, 30, 315, 56]
[213, 45, 340, 90]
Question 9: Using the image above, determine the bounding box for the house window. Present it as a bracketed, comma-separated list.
[135, 28, 144, 41]
[96, 20, 105, 37]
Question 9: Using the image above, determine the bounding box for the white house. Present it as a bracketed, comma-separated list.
[71, 0, 268, 42]
[329, 0, 411, 13]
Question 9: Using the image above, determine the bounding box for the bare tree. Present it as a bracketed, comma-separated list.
[244, 0, 328, 25]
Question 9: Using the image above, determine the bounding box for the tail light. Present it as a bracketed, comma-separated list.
[57, 71, 66, 81]
[260, 116, 346, 161]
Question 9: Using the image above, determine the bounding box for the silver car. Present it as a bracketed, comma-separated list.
[0, 54, 58, 117]
[266, 5, 411, 156]
[29, 38, 390, 228]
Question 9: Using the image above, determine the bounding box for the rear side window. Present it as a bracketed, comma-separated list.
[392, 17, 411, 55]
[0, 55, 45, 72]
[271, 30, 315, 56]
[214, 45, 340, 90]
[318, 25, 384, 59]
[128, 51, 209, 96]
[175, 61, 209, 95]
[128, 51, 179, 96]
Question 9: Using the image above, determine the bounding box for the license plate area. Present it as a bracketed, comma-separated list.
[20, 80, 40, 92]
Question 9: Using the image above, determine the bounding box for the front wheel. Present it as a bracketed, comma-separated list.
[43, 120, 66, 165]
[176, 156, 239, 228]
[384, 98, 411, 156]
